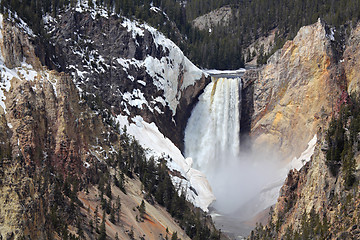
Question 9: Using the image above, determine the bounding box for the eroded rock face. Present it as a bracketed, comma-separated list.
[244, 19, 342, 161]
[45, 10, 210, 150]
[250, 20, 360, 239]
[0, 18, 117, 239]
[192, 6, 233, 31]
[344, 22, 360, 94]
[6, 73, 109, 176]
[1, 18, 41, 69]
[267, 133, 360, 239]
[268, 137, 329, 234]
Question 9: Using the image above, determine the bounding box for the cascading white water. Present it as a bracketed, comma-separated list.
[185, 74, 313, 238]
[184, 77, 248, 213]
[184, 77, 242, 175]
[185, 76, 283, 217]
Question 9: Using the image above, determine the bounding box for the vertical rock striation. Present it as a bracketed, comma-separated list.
[243, 19, 343, 162]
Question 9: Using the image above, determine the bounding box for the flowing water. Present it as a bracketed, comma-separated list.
[184, 77, 242, 178]
[184, 74, 282, 238]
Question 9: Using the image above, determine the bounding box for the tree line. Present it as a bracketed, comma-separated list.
[2, 0, 360, 68]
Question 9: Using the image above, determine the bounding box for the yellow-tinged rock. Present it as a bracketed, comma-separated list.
[249, 19, 340, 162]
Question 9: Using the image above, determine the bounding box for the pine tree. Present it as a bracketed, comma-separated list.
[94, 205, 99, 230]
[99, 211, 106, 240]
[171, 231, 178, 240]
[116, 195, 121, 222]
[138, 200, 146, 218]
[110, 204, 116, 223]
[105, 181, 112, 199]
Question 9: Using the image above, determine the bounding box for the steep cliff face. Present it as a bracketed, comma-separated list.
[0, 15, 117, 238]
[243, 19, 343, 162]
[344, 22, 360, 94]
[248, 19, 360, 240]
[37, 3, 215, 211]
[43, 3, 210, 150]
[251, 133, 360, 239]
[271, 135, 332, 234]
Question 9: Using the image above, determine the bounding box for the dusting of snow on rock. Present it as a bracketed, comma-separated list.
[4, 11, 36, 37]
[116, 114, 215, 211]
[121, 19, 145, 40]
[0, 14, 59, 113]
[75, 0, 110, 19]
[119, 18, 205, 114]
[44, 5, 206, 116]
[326, 27, 336, 41]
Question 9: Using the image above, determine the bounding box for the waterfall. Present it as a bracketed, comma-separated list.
[184, 73, 300, 237]
[184, 76, 246, 213]
[185, 77, 242, 175]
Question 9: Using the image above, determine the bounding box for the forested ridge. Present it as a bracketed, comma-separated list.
[2, 0, 360, 69]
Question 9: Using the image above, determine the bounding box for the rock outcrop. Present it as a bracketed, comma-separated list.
[248, 19, 360, 240]
[0, 9, 218, 239]
[243, 19, 343, 162]
[344, 22, 360, 94]
[254, 132, 360, 239]
[44, 7, 210, 151]
[192, 6, 233, 31]
[0, 15, 118, 238]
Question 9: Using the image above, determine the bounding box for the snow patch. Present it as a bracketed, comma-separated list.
[83, 161, 90, 169]
[204, 68, 246, 76]
[116, 114, 215, 211]
[326, 27, 336, 41]
[122, 89, 148, 110]
[118, 18, 205, 114]
[137, 80, 146, 86]
[150, 6, 161, 13]
[121, 18, 145, 40]
[75, 0, 109, 19]
[287, 134, 317, 171]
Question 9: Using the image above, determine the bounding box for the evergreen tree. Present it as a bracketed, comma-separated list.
[99, 211, 106, 240]
[138, 200, 146, 218]
[171, 231, 178, 240]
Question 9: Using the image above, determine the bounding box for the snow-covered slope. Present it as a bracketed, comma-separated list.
[46, 0, 205, 116]
[119, 18, 204, 114]
[116, 114, 215, 211]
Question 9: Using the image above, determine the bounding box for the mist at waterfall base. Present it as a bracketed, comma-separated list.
[207, 150, 282, 215]
[184, 77, 283, 219]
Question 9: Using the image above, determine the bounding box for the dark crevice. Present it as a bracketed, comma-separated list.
[240, 78, 254, 152]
